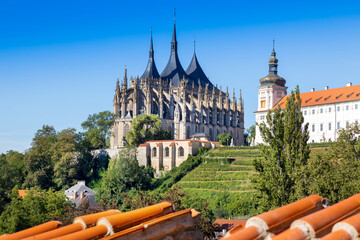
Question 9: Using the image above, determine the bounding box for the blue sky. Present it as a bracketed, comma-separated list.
[1, 0, 360, 153]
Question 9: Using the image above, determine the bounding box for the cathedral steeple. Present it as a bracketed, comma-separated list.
[160, 13, 188, 87]
[141, 29, 160, 79]
[186, 42, 212, 88]
[171, 11, 177, 52]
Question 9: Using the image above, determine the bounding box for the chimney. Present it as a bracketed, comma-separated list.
[324, 86, 329, 90]
[347, 82, 352, 87]
[311, 88, 315, 92]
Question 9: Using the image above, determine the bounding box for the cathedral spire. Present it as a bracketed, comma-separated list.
[171, 9, 177, 52]
[149, 27, 154, 59]
[161, 13, 188, 86]
[141, 29, 160, 79]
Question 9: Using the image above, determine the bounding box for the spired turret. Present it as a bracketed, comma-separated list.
[141, 30, 160, 79]
[160, 20, 188, 87]
[186, 44, 213, 88]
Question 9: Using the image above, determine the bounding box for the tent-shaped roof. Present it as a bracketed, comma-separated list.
[160, 23, 188, 87]
[141, 32, 160, 79]
[186, 52, 213, 88]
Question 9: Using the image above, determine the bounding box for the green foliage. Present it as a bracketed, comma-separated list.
[24, 125, 107, 190]
[0, 156, 22, 213]
[4, 150, 25, 173]
[217, 133, 232, 146]
[0, 187, 71, 235]
[246, 125, 256, 145]
[97, 147, 153, 206]
[154, 154, 203, 193]
[125, 114, 171, 147]
[52, 128, 78, 189]
[24, 125, 58, 189]
[81, 111, 114, 149]
[306, 123, 360, 203]
[254, 86, 310, 211]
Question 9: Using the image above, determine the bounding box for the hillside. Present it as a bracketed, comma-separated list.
[175, 147, 262, 218]
[173, 144, 334, 219]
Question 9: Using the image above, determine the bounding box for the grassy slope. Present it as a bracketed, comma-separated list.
[174, 144, 333, 218]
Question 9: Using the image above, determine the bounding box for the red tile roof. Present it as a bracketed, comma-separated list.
[220, 194, 360, 240]
[0, 202, 201, 240]
[256, 84, 360, 113]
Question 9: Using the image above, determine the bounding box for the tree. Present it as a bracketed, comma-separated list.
[0, 157, 22, 214]
[23, 125, 58, 189]
[0, 187, 70, 234]
[52, 128, 78, 189]
[307, 122, 360, 203]
[253, 86, 310, 211]
[81, 111, 114, 149]
[125, 114, 171, 147]
[246, 125, 256, 146]
[217, 133, 232, 146]
[97, 147, 153, 205]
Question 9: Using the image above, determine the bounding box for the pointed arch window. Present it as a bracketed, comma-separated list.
[178, 147, 184, 157]
[152, 147, 157, 157]
[165, 147, 170, 157]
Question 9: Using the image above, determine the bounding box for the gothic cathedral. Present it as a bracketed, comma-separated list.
[110, 22, 244, 148]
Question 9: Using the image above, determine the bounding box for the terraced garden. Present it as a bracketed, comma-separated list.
[172, 144, 333, 218]
[173, 147, 263, 217]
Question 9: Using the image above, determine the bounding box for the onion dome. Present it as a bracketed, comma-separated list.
[141, 30, 160, 79]
[186, 45, 213, 88]
[259, 41, 286, 86]
[160, 21, 188, 87]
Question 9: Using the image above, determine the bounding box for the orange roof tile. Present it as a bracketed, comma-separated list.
[276, 84, 360, 110]
[0, 221, 61, 240]
[219, 194, 360, 240]
[138, 143, 149, 147]
[3, 202, 201, 240]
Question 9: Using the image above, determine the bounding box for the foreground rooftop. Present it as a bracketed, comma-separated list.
[0, 202, 201, 240]
[221, 193, 360, 240]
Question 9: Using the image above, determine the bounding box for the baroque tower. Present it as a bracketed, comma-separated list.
[254, 41, 287, 144]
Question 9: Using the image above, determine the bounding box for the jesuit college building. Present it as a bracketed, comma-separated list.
[254, 46, 360, 144]
[110, 22, 244, 148]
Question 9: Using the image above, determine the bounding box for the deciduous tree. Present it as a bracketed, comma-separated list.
[97, 147, 153, 205]
[253, 86, 310, 211]
[217, 133, 232, 146]
[125, 114, 171, 147]
[81, 111, 114, 149]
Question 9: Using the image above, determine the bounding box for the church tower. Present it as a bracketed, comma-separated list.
[254, 41, 287, 145]
[257, 41, 287, 111]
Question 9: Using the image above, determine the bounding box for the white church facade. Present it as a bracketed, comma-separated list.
[254, 46, 360, 145]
